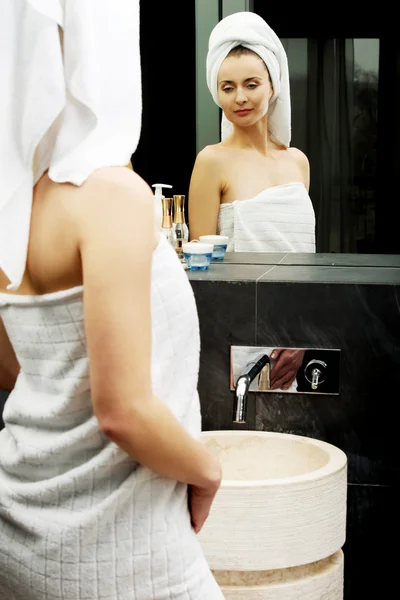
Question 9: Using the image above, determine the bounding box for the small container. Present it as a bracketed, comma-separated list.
[182, 241, 213, 271]
[199, 235, 229, 261]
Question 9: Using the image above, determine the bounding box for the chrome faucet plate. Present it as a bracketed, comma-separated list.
[230, 346, 341, 395]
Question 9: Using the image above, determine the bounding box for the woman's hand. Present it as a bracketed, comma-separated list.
[188, 455, 222, 533]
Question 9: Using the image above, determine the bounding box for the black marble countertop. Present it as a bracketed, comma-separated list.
[220, 252, 400, 267]
[187, 253, 400, 285]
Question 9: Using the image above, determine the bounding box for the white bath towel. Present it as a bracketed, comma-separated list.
[0, 0, 142, 291]
[218, 182, 316, 253]
[206, 11, 291, 145]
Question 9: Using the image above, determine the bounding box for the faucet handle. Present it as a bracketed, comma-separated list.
[304, 359, 328, 390]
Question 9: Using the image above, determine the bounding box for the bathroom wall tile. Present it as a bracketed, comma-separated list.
[255, 281, 400, 485]
[190, 280, 258, 431]
[343, 483, 399, 599]
[191, 272, 399, 600]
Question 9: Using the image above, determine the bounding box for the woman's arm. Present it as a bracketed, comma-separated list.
[0, 317, 19, 391]
[77, 167, 220, 489]
[188, 146, 222, 240]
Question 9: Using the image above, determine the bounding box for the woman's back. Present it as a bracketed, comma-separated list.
[0, 169, 222, 599]
[0, 168, 139, 296]
[1, 2, 224, 595]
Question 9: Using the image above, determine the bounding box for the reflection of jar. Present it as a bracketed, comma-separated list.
[199, 235, 229, 261]
[182, 241, 213, 271]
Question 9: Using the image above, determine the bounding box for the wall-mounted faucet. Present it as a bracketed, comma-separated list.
[233, 354, 270, 424]
[231, 346, 341, 424]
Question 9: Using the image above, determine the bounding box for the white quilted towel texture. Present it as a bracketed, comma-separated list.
[0, 236, 224, 599]
[218, 182, 316, 253]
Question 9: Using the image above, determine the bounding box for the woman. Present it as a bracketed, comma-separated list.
[189, 12, 315, 254]
[189, 12, 312, 391]
[0, 2, 223, 599]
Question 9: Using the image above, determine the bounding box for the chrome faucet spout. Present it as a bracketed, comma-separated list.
[233, 354, 270, 424]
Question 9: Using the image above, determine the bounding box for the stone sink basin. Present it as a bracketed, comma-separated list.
[211, 551, 344, 600]
[198, 430, 347, 572]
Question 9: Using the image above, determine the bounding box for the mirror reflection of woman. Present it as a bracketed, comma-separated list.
[189, 12, 313, 391]
[189, 12, 315, 257]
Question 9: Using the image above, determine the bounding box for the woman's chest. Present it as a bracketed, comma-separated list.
[220, 152, 303, 204]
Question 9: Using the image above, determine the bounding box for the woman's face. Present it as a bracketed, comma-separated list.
[217, 53, 273, 128]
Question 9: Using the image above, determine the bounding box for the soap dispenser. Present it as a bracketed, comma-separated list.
[152, 183, 172, 231]
[161, 198, 176, 248]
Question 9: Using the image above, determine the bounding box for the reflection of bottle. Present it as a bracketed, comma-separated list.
[152, 183, 172, 231]
[173, 195, 189, 259]
[161, 198, 176, 248]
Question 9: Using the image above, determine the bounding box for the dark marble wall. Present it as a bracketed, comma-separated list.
[189, 256, 400, 600]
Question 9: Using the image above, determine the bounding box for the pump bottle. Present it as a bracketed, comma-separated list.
[152, 183, 172, 230]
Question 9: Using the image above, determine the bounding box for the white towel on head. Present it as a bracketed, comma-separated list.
[206, 11, 291, 146]
[0, 0, 142, 291]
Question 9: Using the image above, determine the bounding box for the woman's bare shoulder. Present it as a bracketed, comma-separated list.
[195, 143, 226, 164]
[35, 166, 152, 218]
[83, 167, 152, 201]
[194, 143, 237, 177]
[287, 147, 309, 167]
[69, 167, 154, 223]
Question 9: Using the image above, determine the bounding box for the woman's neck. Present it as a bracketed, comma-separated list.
[227, 118, 272, 155]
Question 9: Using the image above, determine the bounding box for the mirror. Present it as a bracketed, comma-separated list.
[141, 0, 398, 257]
[129, 2, 399, 256]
